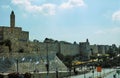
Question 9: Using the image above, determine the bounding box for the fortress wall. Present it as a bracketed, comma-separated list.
[90, 45, 99, 54]
[98, 45, 106, 54]
[79, 43, 91, 59]
[38, 43, 46, 55]
[38, 42, 59, 56]
[1, 27, 29, 52]
[59, 43, 79, 56]
[3, 27, 11, 40]
[32, 42, 80, 56]
[20, 31, 29, 41]
[3, 27, 20, 40]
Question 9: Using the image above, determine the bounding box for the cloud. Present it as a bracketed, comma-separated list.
[40, 4, 56, 15]
[95, 27, 120, 35]
[59, 0, 86, 9]
[11, 0, 86, 15]
[1, 5, 11, 9]
[11, 0, 56, 15]
[112, 10, 120, 21]
[95, 30, 106, 34]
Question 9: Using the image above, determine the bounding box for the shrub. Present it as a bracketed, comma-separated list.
[0, 74, 4, 78]
[8, 72, 19, 78]
[24, 72, 31, 78]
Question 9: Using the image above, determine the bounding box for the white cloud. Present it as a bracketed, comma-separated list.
[59, 0, 86, 9]
[112, 10, 120, 21]
[95, 30, 106, 34]
[41, 4, 56, 15]
[12, 0, 56, 15]
[1, 5, 11, 9]
[95, 27, 120, 35]
[11, 0, 86, 15]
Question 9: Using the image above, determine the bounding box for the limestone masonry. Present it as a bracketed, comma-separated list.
[0, 11, 115, 60]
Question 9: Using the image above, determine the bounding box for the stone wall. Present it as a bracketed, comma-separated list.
[79, 41, 91, 60]
[0, 25, 111, 59]
[60, 42, 79, 56]
[0, 26, 29, 53]
[90, 45, 99, 55]
[90, 45, 110, 55]
[31, 40, 80, 56]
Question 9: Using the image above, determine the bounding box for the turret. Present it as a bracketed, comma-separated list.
[10, 11, 15, 28]
[86, 38, 90, 45]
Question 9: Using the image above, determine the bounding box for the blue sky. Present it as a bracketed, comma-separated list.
[0, 0, 120, 46]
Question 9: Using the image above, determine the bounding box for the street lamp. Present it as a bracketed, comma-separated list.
[55, 59, 59, 78]
[16, 58, 19, 73]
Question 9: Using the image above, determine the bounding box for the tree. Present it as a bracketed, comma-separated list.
[0, 39, 12, 53]
[0, 74, 4, 78]
[107, 47, 116, 58]
[4, 39, 12, 52]
[24, 72, 31, 78]
[63, 55, 73, 76]
[118, 46, 120, 54]
[56, 52, 64, 61]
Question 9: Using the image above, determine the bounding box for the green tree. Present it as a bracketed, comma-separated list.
[4, 39, 12, 52]
[118, 46, 120, 54]
[64, 55, 73, 76]
[56, 52, 64, 61]
[107, 47, 116, 58]
[0, 39, 12, 52]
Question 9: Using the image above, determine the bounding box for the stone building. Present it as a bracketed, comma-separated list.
[79, 39, 91, 60]
[0, 11, 29, 53]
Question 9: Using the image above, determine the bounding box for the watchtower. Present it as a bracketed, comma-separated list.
[10, 11, 15, 28]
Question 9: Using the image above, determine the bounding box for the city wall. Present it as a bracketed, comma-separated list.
[32, 40, 80, 56]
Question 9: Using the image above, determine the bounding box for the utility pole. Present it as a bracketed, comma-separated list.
[56, 67, 58, 78]
[45, 42, 49, 77]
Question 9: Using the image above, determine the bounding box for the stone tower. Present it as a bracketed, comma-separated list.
[10, 11, 15, 28]
[86, 38, 90, 45]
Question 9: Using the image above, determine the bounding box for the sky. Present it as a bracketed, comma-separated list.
[0, 0, 120, 46]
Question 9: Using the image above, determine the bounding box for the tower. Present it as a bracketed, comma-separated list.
[86, 38, 90, 45]
[10, 11, 15, 28]
[86, 38, 89, 43]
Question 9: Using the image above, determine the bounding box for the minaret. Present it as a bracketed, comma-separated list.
[86, 39, 89, 43]
[10, 11, 15, 28]
[86, 38, 89, 45]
